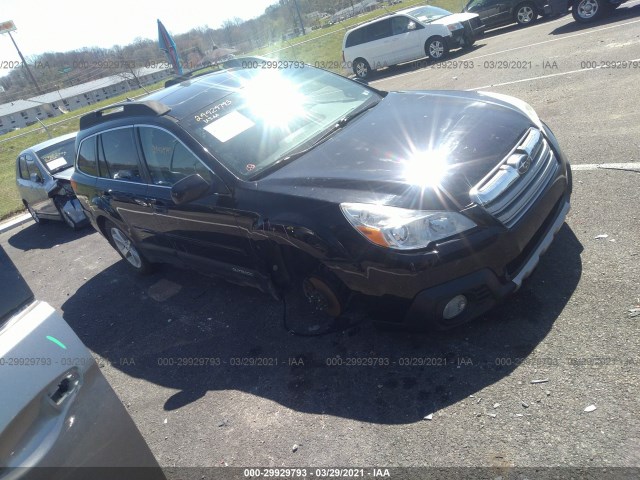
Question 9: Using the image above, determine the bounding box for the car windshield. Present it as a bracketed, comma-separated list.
[180, 67, 382, 179]
[36, 138, 76, 174]
[406, 6, 453, 22]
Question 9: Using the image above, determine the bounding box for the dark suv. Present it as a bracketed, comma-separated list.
[464, 0, 551, 28]
[71, 64, 571, 329]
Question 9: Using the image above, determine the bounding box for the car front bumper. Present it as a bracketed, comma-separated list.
[402, 198, 570, 329]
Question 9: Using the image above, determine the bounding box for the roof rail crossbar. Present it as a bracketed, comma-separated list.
[80, 100, 171, 130]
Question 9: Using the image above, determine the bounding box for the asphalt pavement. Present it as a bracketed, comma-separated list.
[1, 6, 639, 475]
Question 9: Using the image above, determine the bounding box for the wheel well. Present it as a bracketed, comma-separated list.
[96, 215, 109, 238]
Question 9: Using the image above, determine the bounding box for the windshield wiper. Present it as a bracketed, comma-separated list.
[249, 99, 381, 180]
[282, 100, 380, 161]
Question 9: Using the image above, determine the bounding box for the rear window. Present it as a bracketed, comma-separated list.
[36, 137, 76, 173]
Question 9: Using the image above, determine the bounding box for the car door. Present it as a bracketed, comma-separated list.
[0, 245, 164, 478]
[91, 127, 162, 258]
[360, 19, 395, 69]
[389, 16, 428, 64]
[136, 126, 266, 288]
[17, 154, 57, 217]
[466, 0, 507, 27]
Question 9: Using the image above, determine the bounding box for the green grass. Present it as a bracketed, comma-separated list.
[0, 81, 165, 220]
[249, 0, 462, 72]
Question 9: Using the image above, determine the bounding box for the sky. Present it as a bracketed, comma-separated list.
[0, 0, 277, 77]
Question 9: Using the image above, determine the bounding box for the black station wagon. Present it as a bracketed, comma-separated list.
[71, 63, 571, 329]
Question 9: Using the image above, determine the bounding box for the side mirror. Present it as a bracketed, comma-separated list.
[171, 174, 211, 205]
[407, 21, 416, 31]
[29, 172, 43, 184]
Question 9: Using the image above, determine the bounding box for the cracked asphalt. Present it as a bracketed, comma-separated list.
[2, 6, 639, 474]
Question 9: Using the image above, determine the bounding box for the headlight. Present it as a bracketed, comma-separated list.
[340, 203, 477, 250]
[448, 22, 464, 31]
[479, 91, 544, 130]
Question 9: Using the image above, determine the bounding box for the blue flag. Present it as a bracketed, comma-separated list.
[157, 19, 183, 75]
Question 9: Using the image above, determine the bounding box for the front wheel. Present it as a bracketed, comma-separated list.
[572, 0, 607, 21]
[425, 36, 449, 61]
[105, 220, 152, 274]
[515, 2, 538, 25]
[353, 58, 371, 79]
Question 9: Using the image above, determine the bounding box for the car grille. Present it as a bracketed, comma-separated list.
[469, 128, 559, 228]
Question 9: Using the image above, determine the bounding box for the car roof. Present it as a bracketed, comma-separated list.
[345, 13, 398, 34]
[21, 132, 77, 155]
[140, 68, 257, 121]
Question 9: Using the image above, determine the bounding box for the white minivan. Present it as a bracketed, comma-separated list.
[342, 6, 484, 79]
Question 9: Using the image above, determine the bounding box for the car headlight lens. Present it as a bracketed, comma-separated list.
[448, 22, 464, 31]
[340, 203, 477, 250]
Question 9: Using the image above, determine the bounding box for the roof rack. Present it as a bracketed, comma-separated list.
[79, 100, 171, 130]
[163, 56, 271, 88]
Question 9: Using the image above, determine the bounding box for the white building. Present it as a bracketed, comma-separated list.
[0, 66, 171, 134]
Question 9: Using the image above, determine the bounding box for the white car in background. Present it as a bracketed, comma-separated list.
[343, 6, 484, 79]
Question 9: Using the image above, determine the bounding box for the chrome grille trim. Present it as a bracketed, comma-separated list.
[470, 128, 559, 228]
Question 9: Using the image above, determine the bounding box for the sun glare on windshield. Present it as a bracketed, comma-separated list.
[241, 71, 306, 128]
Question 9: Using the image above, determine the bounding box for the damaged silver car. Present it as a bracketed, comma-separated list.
[15, 132, 88, 230]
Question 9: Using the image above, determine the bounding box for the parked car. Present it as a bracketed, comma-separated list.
[0, 245, 164, 478]
[343, 6, 484, 79]
[463, 0, 551, 29]
[71, 63, 571, 330]
[570, 0, 628, 22]
[15, 132, 88, 230]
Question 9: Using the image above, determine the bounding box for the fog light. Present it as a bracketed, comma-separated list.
[443, 295, 468, 320]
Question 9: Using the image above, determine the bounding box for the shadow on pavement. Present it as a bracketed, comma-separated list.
[61, 224, 583, 424]
[7, 222, 94, 251]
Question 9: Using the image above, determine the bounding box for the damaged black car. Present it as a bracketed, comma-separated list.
[70, 64, 571, 329]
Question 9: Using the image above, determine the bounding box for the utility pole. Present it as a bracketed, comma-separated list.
[292, 0, 306, 36]
[0, 21, 42, 94]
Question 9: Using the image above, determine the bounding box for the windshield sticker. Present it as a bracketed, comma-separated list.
[203, 110, 255, 143]
[46, 157, 68, 170]
[194, 100, 232, 124]
[246, 163, 256, 172]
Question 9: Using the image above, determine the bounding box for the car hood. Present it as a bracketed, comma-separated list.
[257, 91, 534, 210]
[432, 12, 479, 25]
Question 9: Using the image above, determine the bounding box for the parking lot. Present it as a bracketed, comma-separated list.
[2, 5, 639, 474]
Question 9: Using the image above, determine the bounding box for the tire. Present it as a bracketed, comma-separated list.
[353, 58, 371, 79]
[25, 202, 45, 225]
[105, 220, 153, 274]
[515, 2, 538, 25]
[572, 0, 607, 21]
[425, 36, 449, 61]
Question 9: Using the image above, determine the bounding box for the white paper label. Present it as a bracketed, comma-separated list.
[46, 158, 68, 170]
[203, 111, 255, 143]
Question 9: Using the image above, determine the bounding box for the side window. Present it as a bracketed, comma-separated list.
[139, 127, 211, 186]
[366, 19, 392, 42]
[391, 17, 414, 35]
[18, 157, 30, 180]
[77, 137, 98, 176]
[99, 128, 143, 182]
